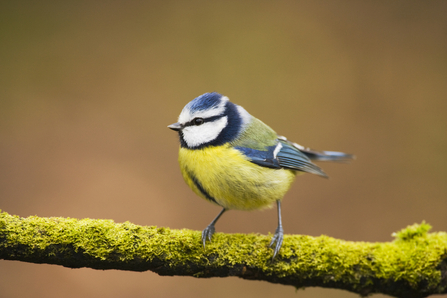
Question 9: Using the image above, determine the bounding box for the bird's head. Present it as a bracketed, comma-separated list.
[168, 92, 251, 149]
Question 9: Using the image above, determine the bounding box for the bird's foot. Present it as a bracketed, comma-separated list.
[201, 224, 216, 248]
[269, 225, 284, 260]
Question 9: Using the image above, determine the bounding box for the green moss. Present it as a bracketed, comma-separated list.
[392, 221, 432, 241]
[1, 211, 447, 297]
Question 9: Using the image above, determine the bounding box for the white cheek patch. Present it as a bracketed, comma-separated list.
[182, 116, 228, 147]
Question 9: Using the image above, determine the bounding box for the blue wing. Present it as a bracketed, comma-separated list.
[234, 140, 329, 178]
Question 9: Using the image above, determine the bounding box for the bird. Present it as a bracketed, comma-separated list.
[168, 92, 354, 259]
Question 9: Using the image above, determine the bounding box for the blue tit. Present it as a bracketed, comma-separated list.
[168, 92, 353, 259]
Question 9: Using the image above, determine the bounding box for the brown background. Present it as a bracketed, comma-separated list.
[1, 1, 447, 297]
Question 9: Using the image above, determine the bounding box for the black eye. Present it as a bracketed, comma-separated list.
[193, 118, 204, 126]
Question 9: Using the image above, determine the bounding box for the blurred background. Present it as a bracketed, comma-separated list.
[1, 1, 446, 297]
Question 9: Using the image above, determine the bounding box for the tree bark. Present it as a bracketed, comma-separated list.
[1, 210, 446, 297]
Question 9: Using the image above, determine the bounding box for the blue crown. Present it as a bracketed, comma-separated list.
[186, 92, 223, 113]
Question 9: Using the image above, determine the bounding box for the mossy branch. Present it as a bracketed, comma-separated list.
[1, 211, 446, 297]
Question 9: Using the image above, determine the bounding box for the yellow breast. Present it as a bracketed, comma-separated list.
[178, 145, 297, 211]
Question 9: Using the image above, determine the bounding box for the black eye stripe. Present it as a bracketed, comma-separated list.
[183, 115, 223, 127]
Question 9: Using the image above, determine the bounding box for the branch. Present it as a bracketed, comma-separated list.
[1, 210, 446, 297]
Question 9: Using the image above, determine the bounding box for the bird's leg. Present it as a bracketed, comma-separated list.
[269, 200, 284, 260]
[202, 208, 226, 248]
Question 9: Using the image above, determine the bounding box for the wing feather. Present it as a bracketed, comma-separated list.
[275, 142, 328, 177]
[234, 140, 328, 178]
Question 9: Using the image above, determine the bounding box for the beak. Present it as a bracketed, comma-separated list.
[168, 122, 182, 131]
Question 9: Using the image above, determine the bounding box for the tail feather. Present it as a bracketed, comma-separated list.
[302, 149, 355, 162]
[277, 137, 355, 162]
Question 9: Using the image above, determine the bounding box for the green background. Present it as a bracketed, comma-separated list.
[1, 1, 446, 297]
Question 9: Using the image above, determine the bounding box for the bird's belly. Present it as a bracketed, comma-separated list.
[178, 146, 296, 210]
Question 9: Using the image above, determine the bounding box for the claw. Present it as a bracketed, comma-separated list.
[201, 224, 216, 248]
[201, 208, 226, 249]
[269, 225, 284, 260]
